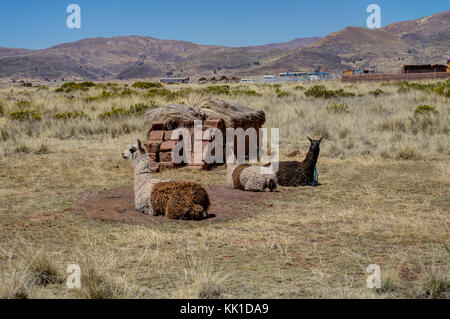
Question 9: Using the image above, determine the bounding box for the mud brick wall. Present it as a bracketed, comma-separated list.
[145, 118, 227, 172]
[342, 72, 450, 83]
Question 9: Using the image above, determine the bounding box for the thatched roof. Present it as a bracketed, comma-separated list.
[145, 99, 265, 130]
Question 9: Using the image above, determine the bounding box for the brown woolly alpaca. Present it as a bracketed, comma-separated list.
[275, 136, 323, 186]
[122, 140, 210, 220]
[151, 181, 210, 220]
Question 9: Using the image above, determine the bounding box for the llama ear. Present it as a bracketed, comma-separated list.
[136, 139, 143, 151]
[307, 136, 312, 143]
[319, 137, 323, 143]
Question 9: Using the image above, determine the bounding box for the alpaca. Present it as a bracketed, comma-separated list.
[122, 139, 210, 219]
[274, 136, 323, 186]
[226, 150, 277, 192]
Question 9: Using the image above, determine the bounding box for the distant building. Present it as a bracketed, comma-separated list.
[279, 72, 307, 77]
[159, 77, 189, 84]
[402, 64, 447, 74]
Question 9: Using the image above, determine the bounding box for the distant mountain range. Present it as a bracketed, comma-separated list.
[0, 11, 448, 80]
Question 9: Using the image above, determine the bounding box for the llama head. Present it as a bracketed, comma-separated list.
[122, 139, 146, 161]
[307, 136, 323, 151]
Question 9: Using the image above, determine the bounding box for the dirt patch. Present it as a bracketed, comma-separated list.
[77, 186, 281, 224]
[29, 213, 63, 223]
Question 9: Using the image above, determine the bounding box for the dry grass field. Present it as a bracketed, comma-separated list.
[0, 80, 448, 299]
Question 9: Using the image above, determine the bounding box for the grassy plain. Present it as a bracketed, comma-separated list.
[0, 80, 448, 298]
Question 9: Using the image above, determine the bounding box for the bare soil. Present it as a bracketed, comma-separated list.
[77, 186, 281, 224]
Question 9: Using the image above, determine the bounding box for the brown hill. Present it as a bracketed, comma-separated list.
[0, 11, 448, 79]
[0, 55, 109, 80]
[243, 37, 321, 51]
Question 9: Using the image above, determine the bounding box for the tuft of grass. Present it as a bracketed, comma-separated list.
[305, 85, 355, 99]
[395, 147, 421, 160]
[15, 100, 31, 108]
[368, 88, 385, 97]
[131, 81, 163, 89]
[276, 88, 291, 98]
[34, 144, 50, 155]
[414, 105, 439, 117]
[386, 79, 450, 97]
[55, 81, 97, 93]
[413, 267, 449, 299]
[14, 144, 31, 154]
[98, 103, 155, 120]
[326, 103, 350, 113]
[375, 273, 398, 294]
[75, 261, 128, 299]
[27, 253, 63, 286]
[172, 260, 226, 299]
[9, 110, 41, 121]
[0, 270, 33, 299]
[53, 111, 89, 121]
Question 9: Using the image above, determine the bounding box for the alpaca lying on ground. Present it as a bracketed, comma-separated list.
[274, 136, 323, 186]
[226, 150, 277, 192]
[122, 139, 210, 219]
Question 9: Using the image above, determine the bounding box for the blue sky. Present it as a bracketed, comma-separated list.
[0, 0, 448, 49]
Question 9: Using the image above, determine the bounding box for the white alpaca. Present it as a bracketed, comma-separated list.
[122, 139, 211, 219]
[122, 139, 163, 215]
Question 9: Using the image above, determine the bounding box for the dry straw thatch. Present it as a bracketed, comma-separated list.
[145, 99, 265, 131]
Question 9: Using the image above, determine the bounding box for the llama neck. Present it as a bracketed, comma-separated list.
[132, 154, 153, 212]
[133, 154, 153, 177]
[303, 147, 320, 167]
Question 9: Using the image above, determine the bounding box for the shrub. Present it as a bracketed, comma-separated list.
[199, 85, 231, 95]
[35, 144, 50, 155]
[397, 86, 410, 94]
[305, 85, 355, 98]
[128, 103, 154, 115]
[120, 88, 138, 96]
[14, 145, 31, 154]
[294, 85, 305, 90]
[144, 87, 191, 100]
[414, 105, 438, 117]
[98, 107, 129, 120]
[368, 88, 385, 97]
[53, 111, 89, 120]
[37, 86, 49, 91]
[238, 89, 262, 96]
[0, 103, 3, 116]
[277, 91, 290, 98]
[84, 90, 114, 102]
[386, 79, 450, 97]
[9, 110, 41, 121]
[15, 100, 31, 108]
[326, 103, 350, 113]
[395, 147, 421, 160]
[98, 103, 155, 120]
[377, 119, 407, 132]
[131, 81, 163, 89]
[55, 81, 97, 93]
